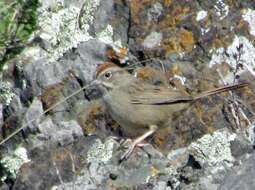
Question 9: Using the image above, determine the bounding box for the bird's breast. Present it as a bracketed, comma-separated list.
[103, 90, 174, 137]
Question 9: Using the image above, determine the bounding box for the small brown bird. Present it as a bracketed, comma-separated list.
[93, 62, 248, 161]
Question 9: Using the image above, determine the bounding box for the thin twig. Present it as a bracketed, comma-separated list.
[239, 107, 252, 126]
[216, 67, 251, 129]
[68, 151, 76, 190]
[243, 62, 255, 78]
[53, 159, 64, 189]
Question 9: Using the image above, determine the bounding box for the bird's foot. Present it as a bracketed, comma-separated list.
[119, 125, 158, 163]
[119, 141, 148, 163]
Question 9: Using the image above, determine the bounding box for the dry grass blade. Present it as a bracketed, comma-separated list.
[0, 84, 90, 146]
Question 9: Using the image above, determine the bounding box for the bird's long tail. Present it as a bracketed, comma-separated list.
[193, 81, 249, 100]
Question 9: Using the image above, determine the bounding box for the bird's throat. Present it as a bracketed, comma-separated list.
[102, 81, 114, 91]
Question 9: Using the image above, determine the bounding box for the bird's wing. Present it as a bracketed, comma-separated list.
[128, 81, 193, 105]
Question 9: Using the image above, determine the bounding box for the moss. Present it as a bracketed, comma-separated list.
[0, 0, 39, 71]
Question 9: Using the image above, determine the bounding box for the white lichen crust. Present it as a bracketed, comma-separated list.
[0, 146, 30, 182]
[196, 10, 208, 21]
[188, 129, 236, 167]
[242, 8, 255, 37]
[86, 138, 117, 163]
[0, 81, 15, 105]
[34, 0, 122, 63]
[209, 35, 255, 82]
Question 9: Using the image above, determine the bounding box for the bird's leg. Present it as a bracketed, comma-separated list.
[119, 125, 158, 162]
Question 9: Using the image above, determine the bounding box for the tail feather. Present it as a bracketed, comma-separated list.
[194, 81, 249, 100]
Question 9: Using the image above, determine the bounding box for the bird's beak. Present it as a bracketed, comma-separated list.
[89, 79, 102, 87]
[89, 79, 114, 90]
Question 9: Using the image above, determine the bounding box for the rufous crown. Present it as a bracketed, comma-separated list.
[96, 62, 119, 77]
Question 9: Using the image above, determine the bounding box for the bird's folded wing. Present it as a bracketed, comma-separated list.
[130, 84, 193, 105]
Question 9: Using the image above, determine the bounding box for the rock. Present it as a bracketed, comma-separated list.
[0, 183, 9, 190]
[0, 146, 30, 184]
[167, 147, 189, 169]
[12, 136, 97, 190]
[91, 0, 130, 44]
[147, 2, 163, 22]
[0, 81, 15, 106]
[32, 118, 83, 147]
[230, 133, 253, 158]
[153, 181, 170, 190]
[0, 104, 3, 128]
[219, 153, 255, 190]
[53, 120, 84, 146]
[22, 98, 44, 133]
[6, 95, 23, 115]
[188, 129, 236, 167]
[142, 32, 163, 49]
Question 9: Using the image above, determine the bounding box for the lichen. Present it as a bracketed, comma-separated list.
[86, 138, 116, 163]
[214, 0, 229, 20]
[242, 8, 255, 37]
[245, 122, 255, 145]
[78, 0, 101, 30]
[188, 129, 236, 167]
[142, 31, 162, 49]
[0, 146, 30, 182]
[196, 10, 208, 21]
[23, 0, 123, 64]
[96, 24, 122, 48]
[209, 35, 255, 82]
[0, 81, 15, 105]
[37, 4, 94, 62]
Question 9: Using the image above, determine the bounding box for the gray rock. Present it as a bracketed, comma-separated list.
[91, 0, 129, 44]
[219, 154, 255, 190]
[0, 183, 9, 190]
[23, 39, 108, 96]
[59, 39, 108, 84]
[230, 134, 253, 158]
[188, 129, 236, 167]
[37, 117, 56, 137]
[52, 120, 83, 146]
[50, 138, 177, 189]
[147, 2, 163, 22]
[23, 58, 65, 96]
[142, 31, 163, 49]
[0, 104, 3, 128]
[167, 147, 189, 169]
[153, 181, 170, 190]
[7, 94, 23, 114]
[35, 118, 83, 146]
[23, 98, 44, 133]
[58, 120, 83, 138]
[13, 136, 97, 190]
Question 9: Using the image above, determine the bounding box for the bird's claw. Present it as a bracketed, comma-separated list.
[119, 143, 136, 163]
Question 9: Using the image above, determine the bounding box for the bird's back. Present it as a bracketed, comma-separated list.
[103, 79, 191, 137]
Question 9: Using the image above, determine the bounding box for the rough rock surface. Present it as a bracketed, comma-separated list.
[219, 153, 255, 190]
[0, 0, 255, 190]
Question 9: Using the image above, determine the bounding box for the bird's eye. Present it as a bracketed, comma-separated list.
[104, 71, 112, 79]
